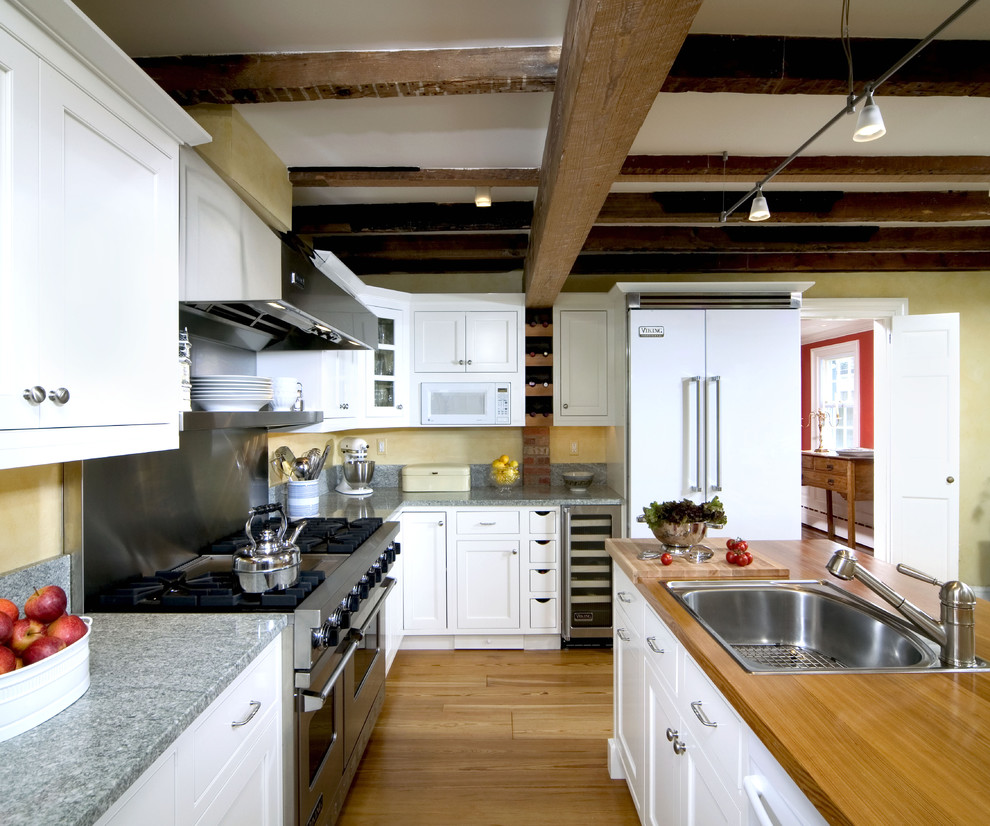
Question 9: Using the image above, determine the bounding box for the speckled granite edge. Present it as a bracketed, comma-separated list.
[1, 613, 288, 826]
[0, 555, 71, 609]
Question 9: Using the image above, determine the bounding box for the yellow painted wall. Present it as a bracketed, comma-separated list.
[0, 465, 63, 572]
[266, 426, 607, 486]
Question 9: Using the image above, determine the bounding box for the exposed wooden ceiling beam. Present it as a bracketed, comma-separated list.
[294, 190, 990, 236]
[618, 155, 990, 184]
[597, 191, 990, 225]
[136, 36, 990, 105]
[135, 46, 558, 105]
[663, 35, 990, 97]
[568, 251, 990, 273]
[294, 201, 534, 234]
[289, 168, 539, 187]
[523, 0, 703, 307]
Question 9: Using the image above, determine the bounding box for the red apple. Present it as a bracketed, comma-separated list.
[0, 598, 18, 622]
[24, 585, 67, 623]
[47, 613, 88, 646]
[22, 635, 66, 665]
[0, 645, 15, 674]
[10, 618, 46, 653]
[0, 612, 13, 644]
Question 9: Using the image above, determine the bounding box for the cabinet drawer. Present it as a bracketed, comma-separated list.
[530, 597, 557, 629]
[812, 456, 845, 472]
[456, 510, 520, 534]
[682, 656, 743, 789]
[644, 607, 679, 696]
[529, 568, 557, 594]
[528, 509, 557, 534]
[801, 454, 814, 469]
[801, 469, 848, 494]
[529, 539, 557, 563]
[613, 565, 644, 630]
[190, 641, 279, 801]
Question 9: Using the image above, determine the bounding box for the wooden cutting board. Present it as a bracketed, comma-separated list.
[606, 537, 790, 583]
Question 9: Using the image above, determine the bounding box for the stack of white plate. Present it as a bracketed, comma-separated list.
[191, 375, 273, 412]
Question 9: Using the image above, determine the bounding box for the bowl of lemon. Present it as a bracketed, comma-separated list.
[490, 454, 521, 491]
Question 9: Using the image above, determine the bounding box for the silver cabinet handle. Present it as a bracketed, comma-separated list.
[458, 359, 465, 365]
[480, 521, 497, 526]
[666, 728, 686, 754]
[231, 700, 261, 728]
[466, 359, 472, 365]
[690, 376, 702, 492]
[617, 591, 633, 603]
[23, 386, 47, 404]
[562, 402, 568, 409]
[691, 700, 718, 728]
[397, 404, 403, 410]
[666, 727, 678, 742]
[438, 520, 444, 526]
[646, 636, 664, 654]
[708, 375, 722, 492]
[511, 549, 518, 555]
[48, 387, 70, 406]
[616, 628, 630, 642]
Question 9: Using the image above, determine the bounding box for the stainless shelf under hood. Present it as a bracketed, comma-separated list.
[180, 410, 323, 431]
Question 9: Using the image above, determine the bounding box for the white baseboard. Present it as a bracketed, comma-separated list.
[607, 738, 626, 780]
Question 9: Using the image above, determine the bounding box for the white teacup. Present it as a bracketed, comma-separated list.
[272, 377, 301, 411]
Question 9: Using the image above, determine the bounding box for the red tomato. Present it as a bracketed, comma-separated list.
[737, 551, 753, 566]
[660, 552, 674, 566]
[735, 538, 749, 553]
[725, 550, 738, 565]
[726, 538, 739, 551]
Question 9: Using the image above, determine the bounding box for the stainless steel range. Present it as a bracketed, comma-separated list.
[75, 425, 398, 826]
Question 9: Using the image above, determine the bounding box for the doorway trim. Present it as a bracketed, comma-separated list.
[801, 298, 908, 562]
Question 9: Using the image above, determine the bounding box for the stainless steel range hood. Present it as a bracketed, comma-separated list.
[182, 232, 378, 351]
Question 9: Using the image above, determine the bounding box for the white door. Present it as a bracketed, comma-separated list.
[705, 310, 802, 540]
[413, 311, 464, 372]
[455, 540, 520, 629]
[628, 310, 707, 537]
[889, 313, 960, 581]
[464, 311, 517, 372]
[400, 511, 448, 631]
[558, 309, 609, 418]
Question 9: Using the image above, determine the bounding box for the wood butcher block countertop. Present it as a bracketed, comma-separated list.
[608, 536, 990, 826]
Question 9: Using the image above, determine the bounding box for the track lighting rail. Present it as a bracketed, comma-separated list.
[719, 0, 983, 223]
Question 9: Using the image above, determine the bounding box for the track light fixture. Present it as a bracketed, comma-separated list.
[748, 186, 770, 222]
[717, 0, 979, 223]
[474, 186, 492, 208]
[853, 92, 886, 142]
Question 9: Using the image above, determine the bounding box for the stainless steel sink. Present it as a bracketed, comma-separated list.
[665, 580, 990, 674]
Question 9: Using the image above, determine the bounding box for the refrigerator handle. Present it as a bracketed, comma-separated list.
[690, 376, 703, 492]
[709, 375, 722, 492]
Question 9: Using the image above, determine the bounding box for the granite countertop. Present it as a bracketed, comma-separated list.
[1, 613, 288, 826]
[297, 484, 624, 521]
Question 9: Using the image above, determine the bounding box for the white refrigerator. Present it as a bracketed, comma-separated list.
[627, 308, 801, 540]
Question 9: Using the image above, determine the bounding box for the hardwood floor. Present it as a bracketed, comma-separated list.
[338, 648, 639, 826]
[800, 522, 873, 554]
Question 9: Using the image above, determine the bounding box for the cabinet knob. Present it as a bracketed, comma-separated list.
[947, 476, 955, 484]
[48, 387, 70, 406]
[562, 403, 568, 409]
[466, 359, 472, 365]
[672, 737, 687, 756]
[397, 404, 403, 410]
[665, 727, 678, 742]
[23, 386, 47, 405]
[458, 360, 465, 365]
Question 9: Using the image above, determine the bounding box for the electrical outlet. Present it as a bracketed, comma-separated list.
[377, 439, 387, 455]
[569, 441, 579, 455]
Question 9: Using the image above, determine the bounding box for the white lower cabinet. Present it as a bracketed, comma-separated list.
[399, 506, 559, 646]
[613, 572, 824, 826]
[96, 636, 284, 826]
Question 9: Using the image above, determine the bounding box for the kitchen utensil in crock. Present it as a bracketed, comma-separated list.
[271, 446, 296, 480]
[312, 439, 334, 480]
[233, 503, 305, 592]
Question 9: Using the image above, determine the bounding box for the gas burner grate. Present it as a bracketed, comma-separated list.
[97, 568, 325, 611]
[208, 516, 383, 555]
[732, 643, 848, 670]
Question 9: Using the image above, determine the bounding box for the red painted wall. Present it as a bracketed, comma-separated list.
[801, 331, 874, 450]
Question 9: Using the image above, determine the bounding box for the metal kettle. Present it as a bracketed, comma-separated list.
[233, 503, 306, 593]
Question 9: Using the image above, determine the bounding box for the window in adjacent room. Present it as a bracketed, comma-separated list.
[811, 340, 860, 450]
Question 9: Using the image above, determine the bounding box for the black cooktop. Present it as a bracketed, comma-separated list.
[95, 516, 385, 612]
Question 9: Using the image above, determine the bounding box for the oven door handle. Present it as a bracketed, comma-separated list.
[301, 577, 396, 713]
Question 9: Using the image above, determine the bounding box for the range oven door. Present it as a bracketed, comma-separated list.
[343, 592, 387, 758]
[297, 644, 346, 826]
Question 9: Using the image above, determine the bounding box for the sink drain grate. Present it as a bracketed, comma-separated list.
[733, 643, 847, 670]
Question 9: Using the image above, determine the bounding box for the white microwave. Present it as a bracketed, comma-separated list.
[421, 382, 511, 425]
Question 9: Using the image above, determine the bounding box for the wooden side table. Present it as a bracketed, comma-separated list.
[801, 451, 874, 548]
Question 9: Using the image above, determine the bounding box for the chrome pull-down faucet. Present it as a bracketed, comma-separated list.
[826, 548, 977, 668]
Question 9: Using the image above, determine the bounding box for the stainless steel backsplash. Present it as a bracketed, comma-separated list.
[78, 428, 268, 609]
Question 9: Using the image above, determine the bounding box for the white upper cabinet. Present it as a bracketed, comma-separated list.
[553, 294, 620, 426]
[0, 1, 206, 469]
[364, 303, 409, 422]
[413, 310, 518, 373]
